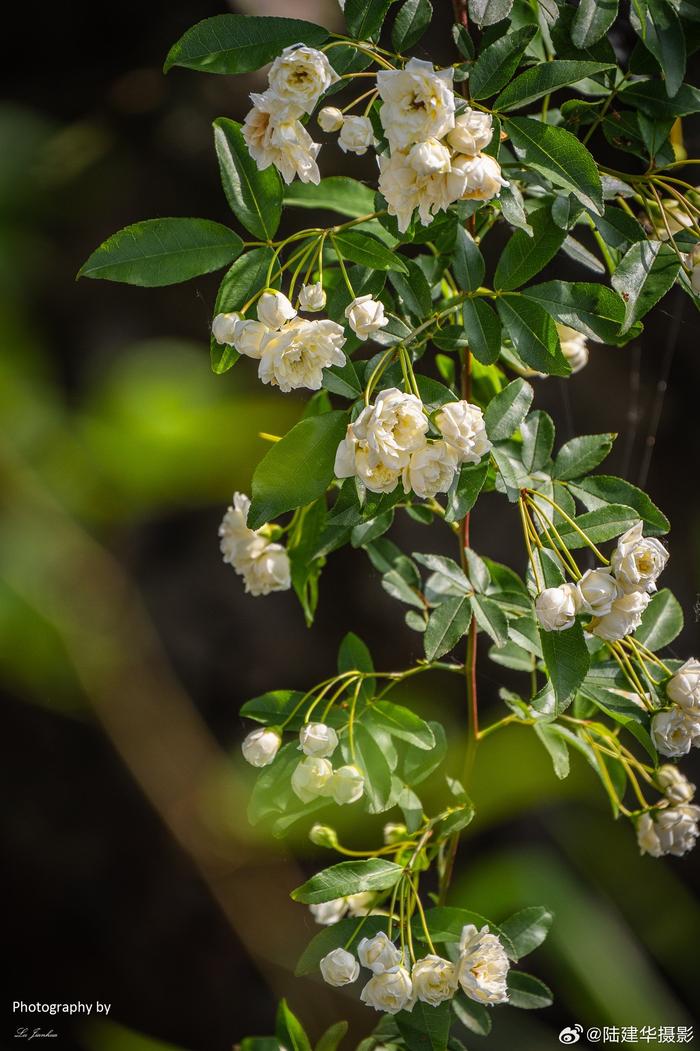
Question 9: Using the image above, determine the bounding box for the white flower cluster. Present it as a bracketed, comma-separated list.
[373, 60, 507, 233]
[534, 521, 668, 641]
[219, 492, 291, 597]
[335, 387, 491, 497]
[242, 46, 340, 184]
[213, 289, 346, 393]
[652, 658, 700, 758]
[636, 764, 699, 858]
[319, 924, 509, 1014]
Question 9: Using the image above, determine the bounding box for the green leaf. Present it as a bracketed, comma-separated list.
[164, 15, 329, 74]
[497, 296, 570, 377]
[354, 723, 393, 812]
[424, 596, 473, 660]
[213, 118, 282, 240]
[505, 116, 604, 215]
[507, 971, 554, 1009]
[548, 504, 639, 548]
[402, 721, 447, 785]
[445, 459, 490, 522]
[552, 433, 615, 480]
[315, 1022, 348, 1051]
[484, 378, 534, 441]
[284, 177, 376, 219]
[521, 411, 555, 473]
[397, 1001, 451, 1051]
[495, 61, 614, 111]
[500, 907, 554, 961]
[540, 621, 590, 711]
[635, 588, 682, 650]
[389, 258, 433, 318]
[345, 0, 397, 40]
[630, 0, 686, 98]
[460, 299, 502, 365]
[469, 0, 514, 26]
[392, 0, 432, 50]
[296, 915, 387, 976]
[452, 227, 485, 292]
[276, 1001, 312, 1051]
[240, 689, 304, 727]
[78, 218, 243, 286]
[469, 25, 537, 100]
[612, 240, 680, 332]
[332, 231, 408, 273]
[338, 631, 374, 676]
[370, 701, 436, 749]
[291, 859, 403, 904]
[453, 994, 492, 1037]
[535, 722, 571, 778]
[523, 280, 627, 343]
[249, 411, 348, 529]
[471, 593, 509, 646]
[494, 208, 566, 291]
[210, 246, 275, 373]
[619, 79, 700, 119]
[414, 552, 470, 593]
[571, 0, 619, 46]
[568, 475, 669, 535]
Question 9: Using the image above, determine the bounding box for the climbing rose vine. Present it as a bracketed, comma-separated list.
[79, 0, 700, 1045]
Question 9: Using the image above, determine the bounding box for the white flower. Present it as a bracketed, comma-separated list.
[233, 319, 268, 359]
[435, 401, 491, 464]
[257, 290, 297, 330]
[339, 115, 374, 155]
[298, 281, 326, 312]
[212, 311, 241, 345]
[320, 947, 360, 987]
[241, 727, 281, 767]
[328, 764, 365, 805]
[577, 567, 621, 617]
[242, 93, 320, 185]
[637, 805, 700, 857]
[446, 108, 493, 155]
[354, 388, 428, 470]
[407, 138, 452, 176]
[361, 966, 414, 1014]
[239, 537, 292, 596]
[453, 153, 507, 201]
[589, 589, 650, 641]
[657, 765, 696, 804]
[219, 492, 255, 566]
[334, 429, 403, 494]
[411, 955, 458, 1006]
[457, 924, 509, 1005]
[556, 324, 589, 373]
[610, 521, 669, 594]
[667, 658, 700, 716]
[299, 722, 338, 758]
[318, 106, 344, 133]
[535, 583, 582, 632]
[310, 898, 348, 925]
[267, 45, 338, 119]
[376, 58, 455, 151]
[346, 892, 376, 916]
[291, 755, 333, 802]
[378, 149, 472, 233]
[345, 295, 389, 340]
[258, 318, 346, 392]
[651, 708, 700, 758]
[402, 441, 459, 499]
[383, 822, 408, 845]
[358, 931, 403, 974]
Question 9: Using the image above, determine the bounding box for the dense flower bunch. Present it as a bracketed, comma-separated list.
[81, 0, 700, 1046]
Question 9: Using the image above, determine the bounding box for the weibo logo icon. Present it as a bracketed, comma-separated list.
[558, 1025, 583, 1044]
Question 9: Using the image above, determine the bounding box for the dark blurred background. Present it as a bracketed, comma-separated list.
[1, 2, 699, 1049]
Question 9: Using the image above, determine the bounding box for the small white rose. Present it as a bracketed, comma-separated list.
[556, 323, 589, 374]
[361, 966, 414, 1014]
[320, 947, 360, 986]
[453, 153, 507, 201]
[258, 318, 346, 392]
[578, 567, 621, 617]
[458, 924, 509, 1005]
[589, 589, 650, 642]
[241, 727, 281, 768]
[298, 281, 326, 312]
[310, 898, 348, 925]
[317, 106, 344, 133]
[338, 115, 374, 155]
[535, 583, 582, 632]
[447, 108, 493, 155]
[651, 707, 700, 758]
[637, 805, 700, 857]
[402, 440, 459, 499]
[358, 931, 403, 974]
[257, 290, 297, 330]
[219, 492, 254, 566]
[267, 45, 339, 119]
[233, 319, 268, 359]
[435, 400, 491, 464]
[411, 955, 458, 1006]
[345, 295, 389, 340]
[242, 94, 321, 186]
[212, 311, 241, 345]
[667, 658, 700, 716]
[354, 389, 428, 470]
[376, 58, 455, 151]
[291, 755, 333, 803]
[657, 765, 696, 804]
[328, 764, 365, 805]
[611, 521, 668, 593]
[239, 537, 292, 596]
[407, 138, 452, 176]
[299, 722, 338, 759]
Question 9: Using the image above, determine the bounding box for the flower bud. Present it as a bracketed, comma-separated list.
[338, 115, 374, 155]
[299, 722, 338, 758]
[310, 898, 347, 925]
[241, 727, 281, 768]
[556, 323, 589, 374]
[667, 658, 700, 716]
[233, 319, 267, 359]
[358, 931, 402, 974]
[360, 967, 413, 1014]
[577, 567, 620, 616]
[327, 764, 365, 805]
[317, 106, 344, 132]
[447, 108, 493, 155]
[535, 583, 581, 632]
[298, 281, 326, 312]
[257, 290, 297, 330]
[212, 311, 241, 345]
[383, 822, 408, 845]
[589, 589, 650, 641]
[291, 755, 333, 802]
[344, 295, 389, 340]
[657, 765, 696, 804]
[407, 138, 451, 176]
[309, 823, 340, 849]
[320, 947, 360, 986]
